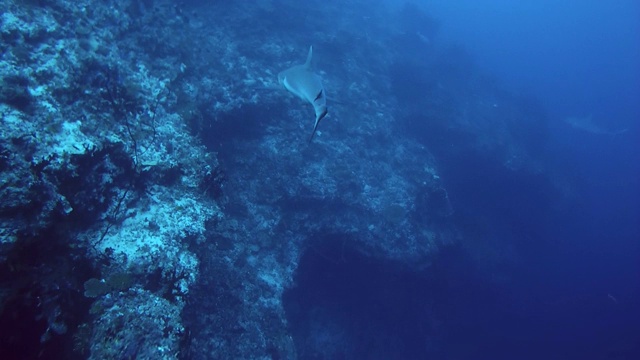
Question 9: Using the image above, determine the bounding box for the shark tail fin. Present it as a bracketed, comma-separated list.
[308, 107, 328, 143]
[308, 122, 320, 143]
[304, 46, 313, 69]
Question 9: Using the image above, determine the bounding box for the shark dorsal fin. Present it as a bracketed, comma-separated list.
[304, 46, 313, 69]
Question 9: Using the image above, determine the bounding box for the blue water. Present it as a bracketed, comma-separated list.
[422, 0, 640, 123]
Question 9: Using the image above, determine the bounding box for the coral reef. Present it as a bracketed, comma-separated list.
[0, 0, 555, 359]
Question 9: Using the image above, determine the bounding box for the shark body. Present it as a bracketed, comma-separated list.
[278, 46, 328, 142]
[564, 115, 628, 135]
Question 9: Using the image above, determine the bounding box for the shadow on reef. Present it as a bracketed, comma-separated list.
[198, 103, 286, 155]
[283, 234, 441, 359]
[0, 227, 94, 360]
[284, 235, 616, 360]
[284, 226, 640, 360]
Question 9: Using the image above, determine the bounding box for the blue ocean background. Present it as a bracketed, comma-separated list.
[0, 0, 638, 359]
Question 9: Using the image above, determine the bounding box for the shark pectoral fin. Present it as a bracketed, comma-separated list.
[282, 77, 293, 93]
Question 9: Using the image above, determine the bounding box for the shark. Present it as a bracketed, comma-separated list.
[564, 115, 628, 136]
[278, 46, 328, 142]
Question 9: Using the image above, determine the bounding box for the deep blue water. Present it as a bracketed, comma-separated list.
[421, 0, 640, 123]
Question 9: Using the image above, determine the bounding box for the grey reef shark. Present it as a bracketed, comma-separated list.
[563, 115, 628, 136]
[278, 46, 328, 142]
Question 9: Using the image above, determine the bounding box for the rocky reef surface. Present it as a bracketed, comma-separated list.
[0, 1, 555, 359]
